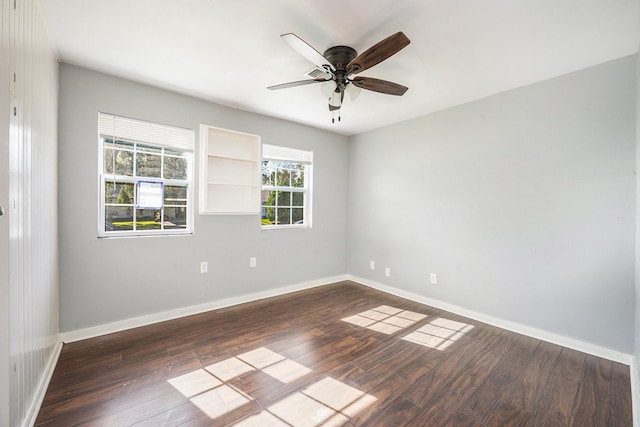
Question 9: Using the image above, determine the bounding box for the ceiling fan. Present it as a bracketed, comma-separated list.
[268, 31, 410, 120]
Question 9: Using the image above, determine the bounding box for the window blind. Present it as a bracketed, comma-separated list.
[99, 113, 194, 151]
[263, 144, 313, 164]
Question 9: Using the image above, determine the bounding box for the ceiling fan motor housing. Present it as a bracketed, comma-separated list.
[323, 45, 357, 90]
[323, 46, 357, 70]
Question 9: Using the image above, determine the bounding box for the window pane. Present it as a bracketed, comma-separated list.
[106, 206, 134, 231]
[102, 147, 135, 176]
[292, 208, 304, 224]
[292, 166, 305, 188]
[104, 148, 114, 174]
[164, 207, 187, 229]
[163, 156, 187, 180]
[115, 150, 134, 176]
[135, 209, 162, 229]
[261, 208, 273, 225]
[136, 152, 162, 177]
[276, 168, 290, 186]
[292, 191, 303, 207]
[264, 191, 278, 223]
[276, 207, 291, 225]
[105, 182, 135, 204]
[279, 191, 292, 207]
[262, 164, 274, 186]
[164, 185, 187, 205]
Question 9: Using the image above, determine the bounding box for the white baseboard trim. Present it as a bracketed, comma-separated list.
[349, 275, 634, 365]
[631, 357, 639, 427]
[60, 275, 348, 343]
[24, 340, 63, 427]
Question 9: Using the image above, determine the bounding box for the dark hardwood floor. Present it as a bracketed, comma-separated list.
[36, 281, 633, 426]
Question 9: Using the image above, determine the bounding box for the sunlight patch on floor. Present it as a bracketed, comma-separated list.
[341, 305, 428, 335]
[167, 368, 222, 398]
[234, 376, 377, 427]
[204, 356, 255, 382]
[169, 346, 322, 422]
[402, 317, 474, 350]
[190, 384, 253, 420]
[262, 358, 313, 384]
[237, 347, 286, 369]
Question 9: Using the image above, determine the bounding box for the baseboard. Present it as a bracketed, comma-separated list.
[60, 274, 348, 343]
[631, 357, 639, 427]
[349, 275, 634, 365]
[24, 340, 63, 427]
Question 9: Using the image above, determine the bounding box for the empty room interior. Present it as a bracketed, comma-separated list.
[2, 0, 640, 426]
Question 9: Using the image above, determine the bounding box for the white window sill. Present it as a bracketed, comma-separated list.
[261, 224, 311, 231]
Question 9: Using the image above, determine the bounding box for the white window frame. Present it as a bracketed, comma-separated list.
[98, 113, 194, 238]
[261, 144, 313, 230]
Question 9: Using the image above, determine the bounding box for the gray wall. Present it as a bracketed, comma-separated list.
[60, 56, 637, 356]
[348, 57, 636, 353]
[58, 64, 348, 332]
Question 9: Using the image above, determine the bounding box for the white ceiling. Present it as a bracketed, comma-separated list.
[40, 0, 639, 136]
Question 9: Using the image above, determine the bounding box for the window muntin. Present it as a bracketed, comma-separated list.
[99, 114, 193, 237]
[261, 144, 312, 229]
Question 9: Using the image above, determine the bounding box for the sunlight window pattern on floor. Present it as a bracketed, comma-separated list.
[234, 376, 376, 427]
[341, 305, 427, 334]
[402, 317, 474, 350]
[168, 347, 375, 424]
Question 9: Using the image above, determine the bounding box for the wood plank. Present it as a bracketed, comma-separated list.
[476, 340, 562, 426]
[360, 395, 424, 426]
[409, 330, 521, 426]
[529, 347, 585, 426]
[569, 354, 612, 426]
[400, 321, 503, 407]
[458, 334, 540, 423]
[608, 362, 633, 427]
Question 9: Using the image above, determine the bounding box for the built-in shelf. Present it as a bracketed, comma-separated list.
[199, 125, 261, 214]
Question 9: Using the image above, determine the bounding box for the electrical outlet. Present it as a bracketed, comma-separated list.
[369, 260, 375, 270]
[200, 261, 208, 274]
[250, 257, 257, 268]
[430, 273, 437, 284]
[385, 267, 391, 277]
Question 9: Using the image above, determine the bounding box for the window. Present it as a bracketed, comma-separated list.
[98, 113, 194, 237]
[261, 144, 313, 229]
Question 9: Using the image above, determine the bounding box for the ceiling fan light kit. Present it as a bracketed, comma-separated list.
[268, 31, 410, 122]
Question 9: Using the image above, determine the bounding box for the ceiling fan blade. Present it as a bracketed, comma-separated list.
[281, 33, 336, 72]
[267, 78, 328, 90]
[351, 77, 408, 96]
[347, 32, 410, 74]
